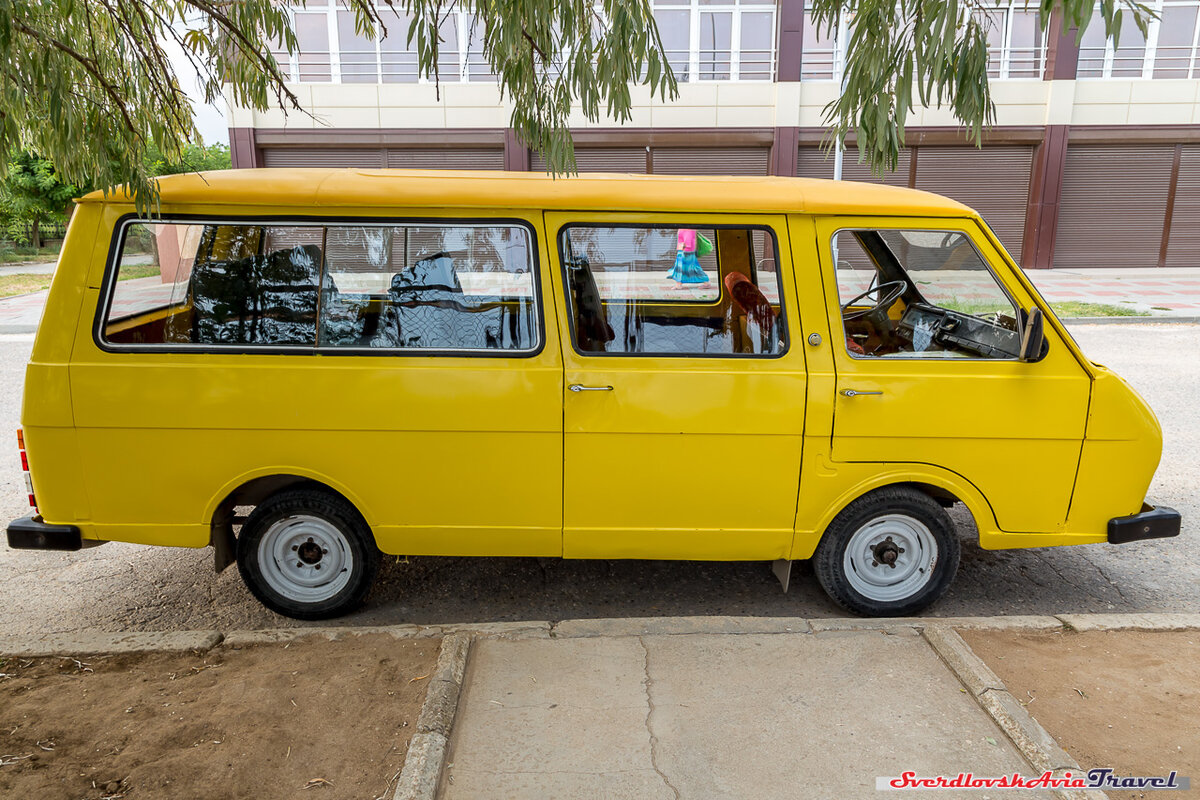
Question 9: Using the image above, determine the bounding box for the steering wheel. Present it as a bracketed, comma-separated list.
[841, 280, 908, 322]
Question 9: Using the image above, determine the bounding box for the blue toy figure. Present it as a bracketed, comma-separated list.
[667, 228, 710, 284]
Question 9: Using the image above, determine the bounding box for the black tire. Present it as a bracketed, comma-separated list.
[236, 488, 380, 620]
[813, 487, 960, 617]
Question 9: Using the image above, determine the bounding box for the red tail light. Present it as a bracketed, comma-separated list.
[17, 428, 36, 511]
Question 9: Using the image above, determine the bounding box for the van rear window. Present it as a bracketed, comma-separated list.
[101, 220, 540, 353]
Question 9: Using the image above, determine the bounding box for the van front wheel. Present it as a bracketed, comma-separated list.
[236, 489, 380, 620]
[813, 488, 960, 617]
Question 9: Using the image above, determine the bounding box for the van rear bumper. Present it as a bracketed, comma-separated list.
[6, 515, 97, 551]
[1108, 503, 1182, 545]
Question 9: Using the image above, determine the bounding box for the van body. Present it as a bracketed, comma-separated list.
[7, 170, 1180, 618]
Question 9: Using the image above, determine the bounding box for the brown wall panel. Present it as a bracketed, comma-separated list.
[261, 147, 385, 168]
[796, 146, 913, 184]
[385, 147, 504, 169]
[1165, 144, 1200, 268]
[534, 147, 648, 173]
[1054, 144, 1175, 268]
[260, 146, 504, 170]
[652, 147, 770, 175]
[915, 146, 1034, 263]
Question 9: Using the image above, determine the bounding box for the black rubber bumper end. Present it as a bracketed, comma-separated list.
[1108, 503, 1182, 545]
[6, 515, 84, 551]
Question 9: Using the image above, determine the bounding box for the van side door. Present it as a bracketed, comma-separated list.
[544, 212, 806, 560]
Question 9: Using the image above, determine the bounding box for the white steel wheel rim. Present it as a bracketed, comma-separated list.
[257, 515, 354, 604]
[843, 514, 938, 603]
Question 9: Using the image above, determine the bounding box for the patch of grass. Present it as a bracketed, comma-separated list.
[117, 262, 161, 281]
[943, 298, 1151, 318]
[0, 273, 52, 298]
[0, 243, 60, 265]
[1049, 301, 1149, 318]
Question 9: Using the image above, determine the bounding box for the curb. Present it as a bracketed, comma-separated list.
[394, 632, 471, 800]
[923, 627, 1107, 800]
[0, 324, 39, 334]
[1062, 315, 1200, 325]
[1057, 612, 1200, 632]
[0, 630, 224, 657]
[4, 612, 1199, 658]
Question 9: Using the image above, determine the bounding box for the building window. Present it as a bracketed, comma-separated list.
[651, 0, 777, 82]
[1079, 0, 1200, 80]
[973, 2, 1046, 79]
[803, 1, 1047, 82]
[276, 3, 496, 83]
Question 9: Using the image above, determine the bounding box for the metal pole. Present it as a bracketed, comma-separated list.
[833, 10, 849, 182]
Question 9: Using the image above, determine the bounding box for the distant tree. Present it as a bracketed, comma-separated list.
[0, 152, 78, 248]
[144, 142, 232, 177]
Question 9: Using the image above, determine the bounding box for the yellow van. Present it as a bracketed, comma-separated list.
[6, 169, 1180, 619]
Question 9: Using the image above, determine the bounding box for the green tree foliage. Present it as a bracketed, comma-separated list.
[0, 0, 673, 208]
[0, 152, 78, 247]
[144, 142, 232, 177]
[809, 0, 1155, 173]
[0, 0, 1154, 205]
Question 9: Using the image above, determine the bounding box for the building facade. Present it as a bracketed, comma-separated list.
[227, 0, 1200, 269]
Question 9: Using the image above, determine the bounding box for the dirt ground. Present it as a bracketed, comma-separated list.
[0, 634, 438, 800]
[962, 629, 1200, 799]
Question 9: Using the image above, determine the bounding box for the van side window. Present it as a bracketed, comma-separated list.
[104, 222, 321, 347]
[833, 229, 1021, 360]
[101, 220, 540, 353]
[320, 224, 537, 350]
[560, 225, 785, 357]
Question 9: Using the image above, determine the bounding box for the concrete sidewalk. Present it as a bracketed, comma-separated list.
[3, 613, 1198, 800]
[442, 629, 1057, 800]
[1, 266, 1198, 334]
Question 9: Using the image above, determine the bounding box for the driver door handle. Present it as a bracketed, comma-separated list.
[569, 384, 614, 392]
[841, 388, 884, 398]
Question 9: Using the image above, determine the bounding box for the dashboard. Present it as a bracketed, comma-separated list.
[896, 303, 1022, 359]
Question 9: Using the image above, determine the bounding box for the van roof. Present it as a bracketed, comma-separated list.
[79, 168, 977, 218]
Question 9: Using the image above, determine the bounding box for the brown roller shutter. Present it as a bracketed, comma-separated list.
[797, 146, 835, 179]
[385, 147, 504, 170]
[1165, 144, 1200, 267]
[915, 146, 1033, 263]
[651, 147, 770, 176]
[533, 147, 648, 173]
[841, 147, 912, 186]
[261, 147, 385, 168]
[1055, 144, 1175, 269]
[797, 146, 912, 185]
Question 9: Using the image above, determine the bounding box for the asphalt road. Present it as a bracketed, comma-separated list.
[0, 324, 1195, 635]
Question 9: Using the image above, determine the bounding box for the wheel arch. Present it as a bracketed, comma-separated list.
[792, 465, 999, 560]
[205, 469, 374, 573]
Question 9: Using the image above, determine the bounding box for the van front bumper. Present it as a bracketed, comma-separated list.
[1108, 503, 1182, 545]
[6, 515, 94, 551]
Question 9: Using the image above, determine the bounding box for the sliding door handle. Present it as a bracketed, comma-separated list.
[569, 384, 614, 393]
[840, 388, 884, 398]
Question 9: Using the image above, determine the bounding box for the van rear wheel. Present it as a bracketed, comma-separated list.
[813, 487, 960, 617]
[236, 489, 380, 620]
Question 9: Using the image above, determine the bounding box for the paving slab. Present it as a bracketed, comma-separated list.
[441, 630, 1054, 800]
